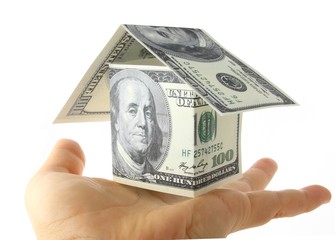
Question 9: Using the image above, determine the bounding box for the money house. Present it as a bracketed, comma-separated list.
[55, 24, 295, 197]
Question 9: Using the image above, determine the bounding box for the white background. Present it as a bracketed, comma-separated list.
[1, 0, 334, 239]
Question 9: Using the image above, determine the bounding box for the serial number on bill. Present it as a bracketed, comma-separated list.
[194, 142, 224, 158]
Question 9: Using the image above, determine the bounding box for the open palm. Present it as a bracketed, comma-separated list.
[25, 139, 331, 239]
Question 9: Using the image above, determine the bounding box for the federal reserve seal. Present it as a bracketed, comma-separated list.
[216, 73, 247, 92]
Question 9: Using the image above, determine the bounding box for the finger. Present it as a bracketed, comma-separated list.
[235, 184, 331, 231]
[186, 185, 331, 238]
[39, 139, 85, 175]
[224, 158, 278, 192]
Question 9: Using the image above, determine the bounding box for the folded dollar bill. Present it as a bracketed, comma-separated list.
[54, 24, 296, 197]
[109, 64, 241, 197]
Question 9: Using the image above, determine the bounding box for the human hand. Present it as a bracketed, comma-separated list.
[25, 139, 331, 239]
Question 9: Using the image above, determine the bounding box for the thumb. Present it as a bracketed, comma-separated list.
[40, 139, 86, 175]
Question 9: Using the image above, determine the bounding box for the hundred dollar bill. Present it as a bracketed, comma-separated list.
[125, 25, 296, 114]
[55, 24, 296, 123]
[109, 64, 241, 197]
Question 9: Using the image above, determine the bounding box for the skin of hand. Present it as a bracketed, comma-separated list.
[25, 139, 331, 239]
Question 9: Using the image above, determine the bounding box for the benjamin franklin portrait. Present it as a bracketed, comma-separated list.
[109, 68, 170, 182]
[126, 25, 225, 62]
